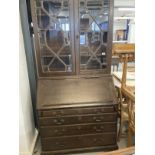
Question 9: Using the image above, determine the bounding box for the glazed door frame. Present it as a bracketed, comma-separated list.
[74, 0, 114, 75]
[30, 0, 114, 78]
[30, 0, 76, 77]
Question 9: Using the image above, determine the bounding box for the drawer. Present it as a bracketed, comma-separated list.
[38, 105, 115, 117]
[41, 133, 116, 151]
[39, 113, 117, 126]
[40, 122, 117, 137]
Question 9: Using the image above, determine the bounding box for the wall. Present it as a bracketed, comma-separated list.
[114, 0, 135, 7]
[19, 15, 38, 155]
[113, 0, 135, 43]
[19, 0, 37, 127]
[128, 19, 135, 43]
[113, 20, 127, 40]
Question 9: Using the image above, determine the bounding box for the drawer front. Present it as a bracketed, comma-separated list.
[40, 122, 117, 137]
[41, 133, 116, 151]
[38, 105, 115, 117]
[39, 113, 117, 126]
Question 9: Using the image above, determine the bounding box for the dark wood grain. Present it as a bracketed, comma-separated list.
[106, 0, 114, 73]
[37, 76, 117, 109]
[41, 145, 118, 155]
[40, 122, 117, 137]
[38, 105, 115, 117]
[41, 133, 116, 151]
[37, 76, 118, 154]
[39, 113, 117, 126]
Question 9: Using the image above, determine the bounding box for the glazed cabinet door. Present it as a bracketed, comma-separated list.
[31, 0, 76, 76]
[74, 0, 113, 74]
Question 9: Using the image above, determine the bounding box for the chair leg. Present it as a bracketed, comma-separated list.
[117, 119, 122, 141]
[128, 128, 132, 147]
[117, 64, 119, 71]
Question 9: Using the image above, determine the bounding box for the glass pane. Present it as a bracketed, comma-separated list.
[95, 15, 108, 31]
[35, 0, 73, 73]
[43, 1, 62, 15]
[37, 9, 50, 29]
[79, 0, 109, 71]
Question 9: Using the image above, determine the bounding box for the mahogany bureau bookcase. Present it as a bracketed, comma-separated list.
[30, 0, 118, 154]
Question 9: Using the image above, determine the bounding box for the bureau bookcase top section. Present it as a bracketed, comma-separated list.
[30, 0, 113, 78]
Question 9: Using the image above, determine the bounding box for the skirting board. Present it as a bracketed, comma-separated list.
[20, 129, 38, 155]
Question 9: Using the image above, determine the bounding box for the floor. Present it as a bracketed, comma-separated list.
[33, 136, 128, 155]
[111, 62, 135, 73]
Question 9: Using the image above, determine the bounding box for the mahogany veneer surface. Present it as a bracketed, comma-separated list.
[37, 76, 118, 155]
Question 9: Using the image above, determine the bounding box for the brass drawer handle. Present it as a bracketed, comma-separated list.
[93, 126, 104, 132]
[56, 118, 64, 125]
[53, 119, 58, 123]
[53, 118, 65, 124]
[93, 117, 103, 122]
[54, 129, 64, 135]
[93, 116, 104, 122]
[60, 118, 64, 122]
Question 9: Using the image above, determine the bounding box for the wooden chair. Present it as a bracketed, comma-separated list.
[115, 86, 129, 141]
[112, 43, 135, 56]
[111, 56, 120, 71]
[127, 99, 135, 146]
[112, 43, 135, 72]
[115, 53, 135, 145]
[121, 54, 135, 147]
